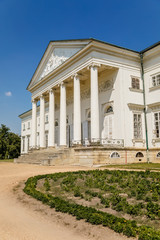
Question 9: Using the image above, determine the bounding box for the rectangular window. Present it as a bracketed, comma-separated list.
[23, 124, 25, 131]
[133, 113, 142, 139]
[152, 74, 160, 87]
[132, 77, 140, 89]
[28, 122, 30, 129]
[154, 112, 160, 138]
[45, 115, 48, 123]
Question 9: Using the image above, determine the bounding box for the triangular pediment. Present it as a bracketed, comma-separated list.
[39, 47, 81, 79]
[28, 39, 91, 90]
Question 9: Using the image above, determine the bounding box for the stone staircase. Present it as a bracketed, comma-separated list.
[14, 147, 76, 166]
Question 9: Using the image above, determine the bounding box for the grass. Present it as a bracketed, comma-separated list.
[104, 163, 160, 171]
[0, 159, 14, 162]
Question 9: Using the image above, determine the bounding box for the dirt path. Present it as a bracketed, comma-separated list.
[0, 162, 136, 240]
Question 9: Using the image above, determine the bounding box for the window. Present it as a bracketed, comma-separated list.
[136, 152, 144, 157]
[23, 124, 25, 131]
[132, 77, 140, 89]
[157, 152, 160, 158]
[152, 74, 160, 87]
[133, 113, 142, 139]
[105, 106, 113, 114]
[55, 120, 58, 127]
[66, 116, 69, 124]
[87, 111, 91, 119]
[45, 115, 48, 123]
[28, 122, 30, 129]
[154, 112, 160, 138]
[110, 152, 120, 158]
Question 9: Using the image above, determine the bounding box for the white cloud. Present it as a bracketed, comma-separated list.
[5, 91, 12, 97]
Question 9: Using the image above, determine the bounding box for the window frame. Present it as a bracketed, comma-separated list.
[133, 112, 142, 139]
[154, 111, 160, 138]
[110, 152, 120, 158]
[152, 73, 160, 87]
[131, 77, 140, 90]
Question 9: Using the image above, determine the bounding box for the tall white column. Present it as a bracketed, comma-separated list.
[73, 74, 81, 144]
[48, 89, 55, 147]
[90, 64, 100, 142]
[40, 95, 45, 148]
[31, 99, 37, 148]
[60, 82, 66, 146]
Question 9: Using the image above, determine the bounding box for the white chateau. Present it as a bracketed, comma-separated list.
[18, 38, 160, 165]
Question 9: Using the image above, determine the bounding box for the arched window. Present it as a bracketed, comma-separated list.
[55, 120, 58, 127]
[110, 152, 120, 158]
[157, 152, 160, 158]
[105, 106, 113, 114]
[136, 152, 144, 158]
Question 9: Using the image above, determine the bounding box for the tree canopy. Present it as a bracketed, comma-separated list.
[0, 124, 21, 159]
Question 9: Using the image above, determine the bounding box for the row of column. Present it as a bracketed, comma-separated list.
[31, 64, 100, 148]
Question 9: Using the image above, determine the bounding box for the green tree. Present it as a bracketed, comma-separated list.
[0, 124, 20, 159]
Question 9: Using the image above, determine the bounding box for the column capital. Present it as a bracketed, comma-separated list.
[40, 94, 45, 100]
[71, 73, 80, 80]
[48, 88, 55, 94]
[58, 81, 68, 87]
[87, 62, 101, 70]
[31, 98, 37, 103]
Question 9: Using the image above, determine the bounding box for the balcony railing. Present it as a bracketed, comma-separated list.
[70, 138, 124, 147]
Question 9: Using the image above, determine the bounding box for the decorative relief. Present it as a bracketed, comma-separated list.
[81, 89, 90, 100]
[67, 96, 73, 105]
[39, 48, 81, 81]
[99, 80, 113, 93]
[55, 103, 60, 110]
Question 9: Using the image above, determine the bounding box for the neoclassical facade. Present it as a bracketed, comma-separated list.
[19, 39, 160, 164]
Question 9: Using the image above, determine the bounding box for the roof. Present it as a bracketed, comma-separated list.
[140, 41, 160, 53]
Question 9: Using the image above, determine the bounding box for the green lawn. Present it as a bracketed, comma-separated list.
[0, 159, 14, 162]
[104, 163, 160, 171]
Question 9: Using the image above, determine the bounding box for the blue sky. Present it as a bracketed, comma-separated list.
[0, 0, 160, 134]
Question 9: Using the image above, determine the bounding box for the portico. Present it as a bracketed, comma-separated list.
[31, 62, 105, 148]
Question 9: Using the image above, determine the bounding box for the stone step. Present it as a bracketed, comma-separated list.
[14, 147, 74, 165]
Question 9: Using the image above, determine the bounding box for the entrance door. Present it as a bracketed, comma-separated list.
[102, 115, 113, 139]
[55, 126, 59, 146]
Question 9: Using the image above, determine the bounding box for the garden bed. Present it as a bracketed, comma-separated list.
[24, 169, 160, 239]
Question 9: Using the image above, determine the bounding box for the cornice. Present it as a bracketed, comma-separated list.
[128, 103, 144, 111]
[143, 45, 160, 60]
[147, 102, 160, 109]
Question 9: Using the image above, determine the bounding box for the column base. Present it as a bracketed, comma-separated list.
[40, 147, 46, 149]
[59, 145, 67, 148]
